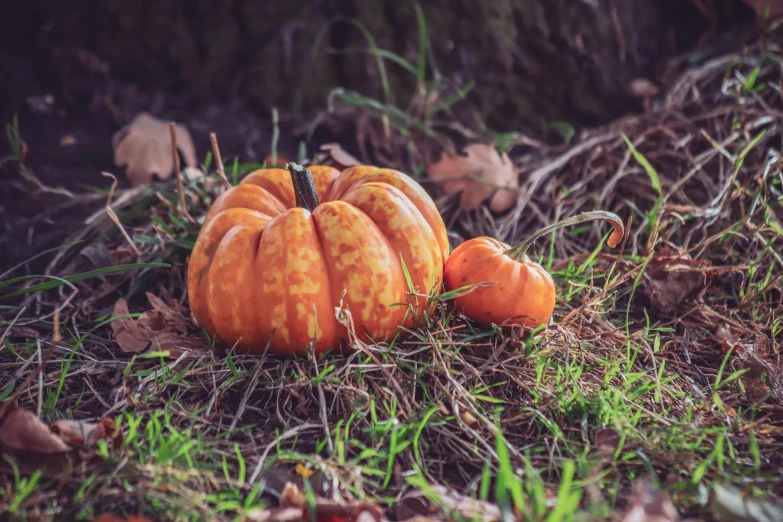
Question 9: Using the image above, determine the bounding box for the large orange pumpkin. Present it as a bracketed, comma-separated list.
[187, 163, 449, 356]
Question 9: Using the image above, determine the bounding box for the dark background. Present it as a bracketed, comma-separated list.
[0, 0, 767, 270]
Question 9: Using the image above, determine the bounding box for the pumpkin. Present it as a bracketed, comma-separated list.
[187, 163, 450, 356]
[443, 211, 625, 328]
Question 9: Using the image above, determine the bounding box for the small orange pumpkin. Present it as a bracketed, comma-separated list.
[187, 163, 449, 356]
[443, 211, 625, 328]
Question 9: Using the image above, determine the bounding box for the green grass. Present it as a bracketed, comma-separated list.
[2, 23, 783, 522]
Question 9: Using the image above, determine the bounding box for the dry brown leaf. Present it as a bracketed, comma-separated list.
[715, 325, 743, 352]
[280, 482, 307, 509]
[594, 427, 621, 453]
[112, 112, 197, 186]
[50, 418, 124, 448]
[426, 143, 519, 213]
[716, 330, 781, 404]
[110, 296, 205, 357]
[145, 292, 191, 334]
[0, 404, 122, 477]
[641, 251, 713, 314]
[319, 143, 361, 170]
[393, 484, 500, 522]
[278, 481, 383, 522]
[0, 406, 71, 455]
[620, 478, 679, 522]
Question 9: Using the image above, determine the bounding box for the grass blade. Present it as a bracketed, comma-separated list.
[0, 262, 170, 299]
[622, 133, 661, 195]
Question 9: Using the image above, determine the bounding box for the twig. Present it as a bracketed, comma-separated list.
[101, 172, 141, 257]
[210, 132, 232, 189]
[0, 306, 26, 352]
[249, 423, 321, 484]
[0, 342, 57, 418]
[36, 339, 43, 416]
[229, 363, 263, 432]
[170, 122, 196, 223]
[312, 343, 334, 455]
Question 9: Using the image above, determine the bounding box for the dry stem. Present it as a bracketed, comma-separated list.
[210, 132, 233, 190]
[170, 122, 196, 223]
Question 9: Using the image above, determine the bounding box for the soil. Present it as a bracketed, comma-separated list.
[0, 48, 359, 274]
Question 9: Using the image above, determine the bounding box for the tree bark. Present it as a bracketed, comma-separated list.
[0, 0, 757, 137]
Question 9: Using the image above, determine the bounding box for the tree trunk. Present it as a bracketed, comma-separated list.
[0, 0, 757, 137]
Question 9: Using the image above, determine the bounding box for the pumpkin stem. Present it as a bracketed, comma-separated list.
[505, 210, 625, 261]
[287, 163, 320, 211]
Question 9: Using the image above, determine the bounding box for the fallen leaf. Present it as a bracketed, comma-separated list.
[715, 325, 743, 352]
[0, 406, 71, 454]
[112, 112, 197, 186]
[393, 495, 432, 521]
[145, 292, 191, 334]
[50, 418, 124, 448]
[318, 143, 361, 170]
[426, 143, 519, 213]
[0, 404, 121, 477]
[110, 296, 205, 357]
[717, 331, 781, 405]
[641, 252, 713, 314]
[258, 464, 334, 500]
[280, 482, 307, 509]
[278, 482, 383, 522]
[393, 484, 501, 522]
[620, 478, 679, 522]
[708, 483, 783, 522]
[594, 428, 621, 453]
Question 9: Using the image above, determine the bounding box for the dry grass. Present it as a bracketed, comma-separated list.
[1, 34, 782, 522]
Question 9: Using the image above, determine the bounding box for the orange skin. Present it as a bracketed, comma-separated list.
[444, 238, 556, 328]
[443, 211, 625, 328]
[187, 165, 450, 357]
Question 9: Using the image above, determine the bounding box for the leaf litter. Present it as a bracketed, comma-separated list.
[2, 29, 783, 522]
[715, 325, 781, 405]
[112, 112, 197, 186]
[619, 479, 679, 522]
[426, 143, 519, 213]
[0, 404, 121, 476]
[640, 248, 714, 314]
[110, 292, 205, 357]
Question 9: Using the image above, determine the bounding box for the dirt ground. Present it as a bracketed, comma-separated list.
[1, 5, 783, 522]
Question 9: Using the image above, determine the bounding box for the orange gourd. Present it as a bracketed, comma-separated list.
[187, 163, 449, 356]
[443, 211, 625, 328]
